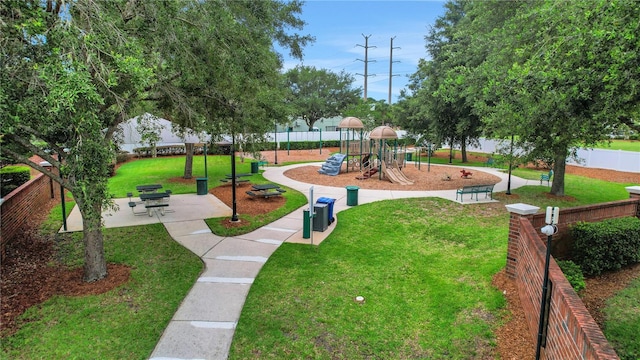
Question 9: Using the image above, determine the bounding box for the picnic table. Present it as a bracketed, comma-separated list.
[139, 192, 171, 216]
[220, 173, 252, 183]
[246, 183, 286, 198]
[136, 184, 163, 193]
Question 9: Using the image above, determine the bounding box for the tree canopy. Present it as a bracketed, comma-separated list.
[284, 65, 361, 130]
[0, 0, 311, 281]
[398, 0, 639, 195]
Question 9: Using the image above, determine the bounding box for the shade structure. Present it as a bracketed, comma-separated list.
[337, 116, 364, 129]
[369, 125, 397, 139]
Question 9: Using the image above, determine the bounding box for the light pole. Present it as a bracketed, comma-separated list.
[57, 152, 68, 231]
[506, 134, 514, 195]
[535, 206, 559, 360]
[274, 123, 278, 165]
[230, 135, 239, 222]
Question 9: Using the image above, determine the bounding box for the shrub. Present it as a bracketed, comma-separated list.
[0, 165, 30, 197]
[556, 260, 586, 292]
[571, 217, 640, 276]
[116, 151, 130, 163]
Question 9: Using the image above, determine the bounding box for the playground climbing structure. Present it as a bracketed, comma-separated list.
[317, 153, 347, 176]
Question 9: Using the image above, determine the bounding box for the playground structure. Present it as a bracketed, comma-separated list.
[317, 153, 347, 176]
[318, 118, 415, 185]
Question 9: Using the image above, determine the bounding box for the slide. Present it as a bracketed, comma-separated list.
[381, 162, 413, 185]
[392, 160, 415, 184]
[318, 153, 347, 176]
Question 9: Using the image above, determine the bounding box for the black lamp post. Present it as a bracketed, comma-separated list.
[535, 207, 559, 360]
[230, 135, 239, 222]
[274, 123, 278, 165]
[57, 152, 68, 231]
[506, 134, 514, 195]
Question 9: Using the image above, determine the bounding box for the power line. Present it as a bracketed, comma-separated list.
[388, 36, 401, 104]
[356, 34, 376, 101]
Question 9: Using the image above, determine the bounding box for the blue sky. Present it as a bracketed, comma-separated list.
[280, 1, 447, 103]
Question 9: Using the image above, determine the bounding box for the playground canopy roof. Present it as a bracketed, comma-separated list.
[370, 125, 398, 139]
[337, 116, 364, 129]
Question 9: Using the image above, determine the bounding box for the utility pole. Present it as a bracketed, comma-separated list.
[356, 34, 376, 101]
[388, 36, 400, 105]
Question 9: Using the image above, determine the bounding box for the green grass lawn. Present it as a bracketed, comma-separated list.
[593, 139, 640, 152]
[230, 198, 509, 359]
[2, 154, 637, 359]
[2, 204, 202, 359]
[109, 155, 254, 197]
[229, 178, 636, 358]
[604, 276, 640, 360]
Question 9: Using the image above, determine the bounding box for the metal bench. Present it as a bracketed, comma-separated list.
[540, 170, 553, 186]
[456, 184, 495, 202]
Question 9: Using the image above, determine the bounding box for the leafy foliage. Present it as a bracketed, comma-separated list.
[556, 260, 586, 293]
[0, 166, 31, 197]
[284, 65, 362, 130]
[398, 0, 640, 196]
[571, 217, 640, 276]
[0, 0, 311, 282]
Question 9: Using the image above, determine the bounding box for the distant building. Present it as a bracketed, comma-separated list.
[276, 116, 342, 132]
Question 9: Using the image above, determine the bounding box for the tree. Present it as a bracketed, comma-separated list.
[400, 1, 483, 163]
[343, 98, 393, 130]
[284, 65, 361, 130]
[0, 0, 310, 282]
[465, 0, 640, 195]
[136, 114, 165, 158]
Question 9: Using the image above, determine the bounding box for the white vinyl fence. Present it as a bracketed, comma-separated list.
[464, 139, 639, 173]
[123, 123, 638, 173]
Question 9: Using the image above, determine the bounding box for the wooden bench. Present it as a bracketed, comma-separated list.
[246, 190, 282, 199]
[456, 184, 495, 202]
[540, 170, 553, 186]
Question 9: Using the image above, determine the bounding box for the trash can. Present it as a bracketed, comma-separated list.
[196, 177, 208, 195]
[316, 197, 336, 224]
[313, 203, 329, 232]
[303, 209, 311, 239]
[346, 185, 359, 206]
[251, 161, 259, 174]
[405, 152, 413, 161]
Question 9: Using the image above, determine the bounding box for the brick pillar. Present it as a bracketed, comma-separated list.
[504, 203, 540, 278]
[627, 186, 640, 218]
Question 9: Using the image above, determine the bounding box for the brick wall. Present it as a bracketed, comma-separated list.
[516, 217, 619, 359]
[0, 173, 60, 260]
[506, 187, 640, 359]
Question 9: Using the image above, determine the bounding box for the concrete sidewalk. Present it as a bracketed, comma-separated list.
[64, 164, 532, 359]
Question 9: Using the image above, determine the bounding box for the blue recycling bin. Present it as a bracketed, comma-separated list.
[316, 197, 336, 224]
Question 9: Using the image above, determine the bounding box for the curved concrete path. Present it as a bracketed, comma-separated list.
[148, 163, 535, 360]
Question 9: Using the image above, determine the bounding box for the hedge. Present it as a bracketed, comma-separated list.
[571, 217, 640, 276]
[0, 165, 31, 197]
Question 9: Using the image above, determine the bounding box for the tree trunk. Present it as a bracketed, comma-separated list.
[81, 199, 108, 282]
[448, 140, 454, 164]
[461, 141, 468, 163]
[184, 143, 193, 179]
[550, 155, 566, 196]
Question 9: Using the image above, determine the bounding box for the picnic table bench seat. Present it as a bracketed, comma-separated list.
[219, 178, 249, 183]
[456, 184, 495, 202]
[246, 190, 282, 198]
